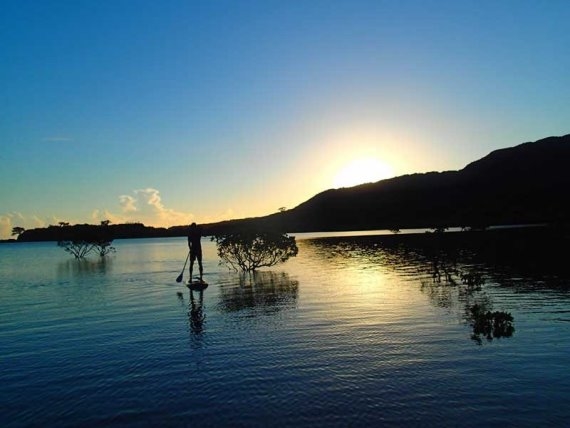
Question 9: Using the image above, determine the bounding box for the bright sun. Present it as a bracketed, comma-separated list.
[333, 158, 394, 188]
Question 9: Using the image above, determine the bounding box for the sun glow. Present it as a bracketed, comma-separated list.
[333, 158, 394, 188]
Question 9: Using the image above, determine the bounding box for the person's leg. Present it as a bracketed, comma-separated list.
[198, 254, 203, 281]
[189, 252, 195, 279]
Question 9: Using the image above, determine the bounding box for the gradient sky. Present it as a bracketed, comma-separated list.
[1, 0, 569, 238]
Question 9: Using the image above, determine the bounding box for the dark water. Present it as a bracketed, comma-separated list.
[1, 234, 569, 427]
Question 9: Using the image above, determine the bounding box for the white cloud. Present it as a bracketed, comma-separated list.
[0, 212, 45, 239]
[130, 188, 194, 227]
[119, 195, 137, 212]
[0, 188, 230, 239]
[91, 209, 125, 225]
[94, 188, 195, 228]
[0, 215, 13, 239]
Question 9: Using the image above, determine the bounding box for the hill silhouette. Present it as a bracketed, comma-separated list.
[224, 134, 570, 233]
[14, 134, 570, 242]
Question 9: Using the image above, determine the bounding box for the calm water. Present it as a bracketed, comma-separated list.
[1, 234, 569, 427]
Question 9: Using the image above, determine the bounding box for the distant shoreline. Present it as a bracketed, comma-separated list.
[2, 222, 558, 244]
[290, 223, 548, 240]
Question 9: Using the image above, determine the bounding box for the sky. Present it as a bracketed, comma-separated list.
[1, 0, 569, 239]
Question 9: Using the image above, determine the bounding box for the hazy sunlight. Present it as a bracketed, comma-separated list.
[333, 158, 394, 188]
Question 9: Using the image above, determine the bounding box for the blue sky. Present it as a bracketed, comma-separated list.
[1, 0, 569, 238]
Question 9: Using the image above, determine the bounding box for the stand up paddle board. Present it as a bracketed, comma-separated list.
[186, 279, 208, 291]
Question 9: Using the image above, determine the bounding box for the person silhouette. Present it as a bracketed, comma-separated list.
[187, 222, 203, 282]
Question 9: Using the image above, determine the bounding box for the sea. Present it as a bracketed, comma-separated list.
[1, 232, 569, 427]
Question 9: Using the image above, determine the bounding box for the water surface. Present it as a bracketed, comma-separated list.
[1, 234, 569, 427]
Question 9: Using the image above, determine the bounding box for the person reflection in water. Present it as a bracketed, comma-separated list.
[189, 289, 205, 335]
[188, 222, 204, 282]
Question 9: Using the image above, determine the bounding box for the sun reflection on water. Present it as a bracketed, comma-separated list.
[2, 234, 569, 426]
[294, 238, 432, 339]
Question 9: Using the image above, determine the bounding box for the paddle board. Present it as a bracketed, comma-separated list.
[186, 279, 209, 291]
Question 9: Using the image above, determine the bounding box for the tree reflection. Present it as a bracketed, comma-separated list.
[419, 258, 515, 344]
[469, 304, 515, 345]
[300, 234, 520, 344]
[217, 271, 299, 316]
[57, 257, 112, 277]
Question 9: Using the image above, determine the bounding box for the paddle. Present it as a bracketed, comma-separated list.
[176, 251, 190, 283]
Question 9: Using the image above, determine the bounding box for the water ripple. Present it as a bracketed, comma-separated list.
[1, 236, 570, 427]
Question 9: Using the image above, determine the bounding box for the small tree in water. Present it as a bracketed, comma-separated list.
[58, 239, 115, 259]
[58, 240, 97, 259]
[57, 221, 116, 259]
[213, 229, 298, 272]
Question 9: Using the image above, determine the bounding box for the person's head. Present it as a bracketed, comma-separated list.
[190, 222, 197, 229]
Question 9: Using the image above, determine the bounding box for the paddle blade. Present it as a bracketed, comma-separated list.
[176, 272, 183, 283]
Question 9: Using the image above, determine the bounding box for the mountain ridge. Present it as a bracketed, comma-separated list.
[274, 133, 570, 232]
[14, 133, 570, 241]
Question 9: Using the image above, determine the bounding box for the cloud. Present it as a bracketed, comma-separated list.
[92, 188, 195, 228]
[119, 195, 137, 212]
[136, 188, 163, 210]
[0, 188, 229, 239]
[0, 215, 13, 239]
[0, 212, 46, 239]
[91, 209, 124, 225]
[132, 188, 195, 227]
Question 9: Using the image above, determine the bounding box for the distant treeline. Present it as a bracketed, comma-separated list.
[17, 223, 178, 242]
[15, 220, 279, 242]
